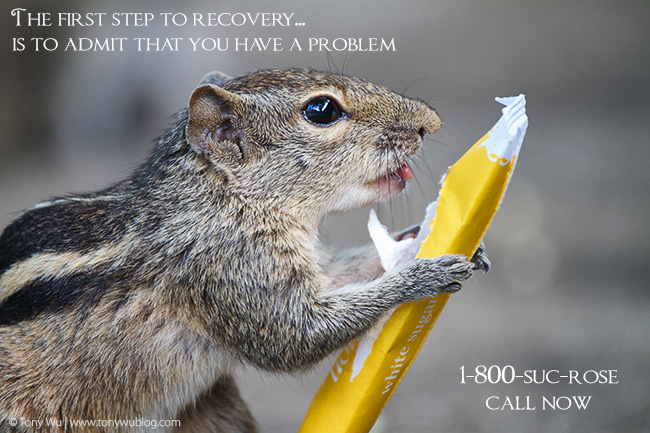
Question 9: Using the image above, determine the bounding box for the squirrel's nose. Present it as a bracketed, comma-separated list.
[417, 103, 442, 137]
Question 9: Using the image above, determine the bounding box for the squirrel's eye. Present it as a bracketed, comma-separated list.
[301, 96, 343, 125]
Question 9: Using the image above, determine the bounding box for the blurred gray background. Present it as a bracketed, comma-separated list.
[1, 1, 649, 432]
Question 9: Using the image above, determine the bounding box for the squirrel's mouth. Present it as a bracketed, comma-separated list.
[367, 162, 414, 200]
[393, 163, 414, 181]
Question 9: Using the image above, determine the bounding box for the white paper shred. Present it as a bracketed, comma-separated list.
[478, 95, 527, 165]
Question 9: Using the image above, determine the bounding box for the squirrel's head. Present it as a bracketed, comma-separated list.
[186, 68, 441, 221]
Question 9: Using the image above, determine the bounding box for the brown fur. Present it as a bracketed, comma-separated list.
[0, 69, 479, 432]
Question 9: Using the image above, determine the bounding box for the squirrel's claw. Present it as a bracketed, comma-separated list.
[471, 242, 491, 273]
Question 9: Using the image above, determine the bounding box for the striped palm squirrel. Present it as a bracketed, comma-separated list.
[0, 68, 487, 432]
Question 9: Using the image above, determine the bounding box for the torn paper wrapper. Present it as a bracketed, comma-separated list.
[350, 202, 436, 380]
[298, 95, 528, 433]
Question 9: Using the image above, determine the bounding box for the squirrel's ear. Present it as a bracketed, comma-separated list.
[186, 84, 249, 163]
[199, 71, 233, 87]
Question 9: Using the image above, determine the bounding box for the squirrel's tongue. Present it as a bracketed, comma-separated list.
[394, 163, 414, 180]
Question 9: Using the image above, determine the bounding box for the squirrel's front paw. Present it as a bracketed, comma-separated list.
[399, 254, 473, 300]
[394, 224, 420, 242]
[471, 242, 491, 273]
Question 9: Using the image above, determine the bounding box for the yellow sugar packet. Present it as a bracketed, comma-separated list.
[298, 95, 528, 433]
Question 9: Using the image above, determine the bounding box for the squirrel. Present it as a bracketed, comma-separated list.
[0, 68, 488, 432]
